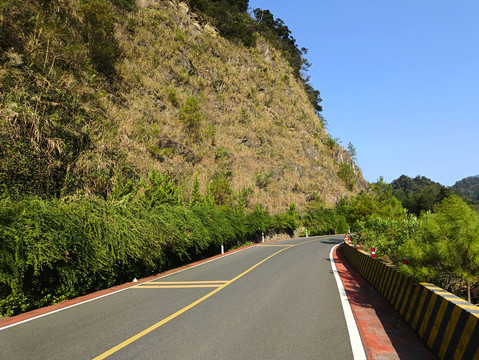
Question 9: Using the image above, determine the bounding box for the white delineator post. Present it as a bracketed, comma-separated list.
[221, 243, 224, 254]
[262, 232, 264, 243]
[306, 229, 308, 238]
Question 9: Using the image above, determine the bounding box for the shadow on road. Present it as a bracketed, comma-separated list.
[320, 239, 343, 245]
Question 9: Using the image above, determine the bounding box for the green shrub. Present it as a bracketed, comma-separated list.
[303, 208, 349, 236]
[354, 215, 420, 263]
[0, 175, 300, 316]
[337, 163, 357, 191]
[179, 96, 204, 133]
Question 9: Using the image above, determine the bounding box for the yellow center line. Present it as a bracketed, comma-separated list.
[256, 244, 294, 247]
[92, 238, 322, 359]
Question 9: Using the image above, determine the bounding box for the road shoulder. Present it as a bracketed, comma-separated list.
[333, 243, 437, 360]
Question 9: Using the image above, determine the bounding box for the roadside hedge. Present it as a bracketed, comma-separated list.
[0, 195, 298, 316]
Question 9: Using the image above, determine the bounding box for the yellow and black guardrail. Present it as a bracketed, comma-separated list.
[342, 242, 479, 360]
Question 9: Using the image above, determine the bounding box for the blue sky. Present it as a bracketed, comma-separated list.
[248, 0, 479, 186]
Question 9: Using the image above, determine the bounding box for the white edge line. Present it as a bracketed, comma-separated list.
[330, 243, 368, 360]
[0, 245, 255, 331]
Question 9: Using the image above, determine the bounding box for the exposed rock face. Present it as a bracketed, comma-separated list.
[333, 148, 369, 190]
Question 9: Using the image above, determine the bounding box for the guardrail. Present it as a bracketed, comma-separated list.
[342, 242, 479, 360]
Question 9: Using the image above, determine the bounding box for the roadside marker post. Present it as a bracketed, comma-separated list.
[356, 242, 360, 250]
[371, 248, 376, 258]
[305, 229, 308, 238]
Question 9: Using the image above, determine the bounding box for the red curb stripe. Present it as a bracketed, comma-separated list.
[334, 244, 436, 360]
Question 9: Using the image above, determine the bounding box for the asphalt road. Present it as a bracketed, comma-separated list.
[0, 235, 355, 359]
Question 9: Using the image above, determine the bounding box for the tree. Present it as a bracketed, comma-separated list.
[453, 175, 479, 202]
[403, 196, 479, 302]
[337, 163, 356, 191]
[209, 173, 232, 206]
[140, 171, 182, 208]
[429, 196, 479, 302]
[189, 175, 202, 207]
[348, 178, 405, 224]
[391, 175, 452, 216]
[179, 96, 204, 136]
[347, 142, 357, 161]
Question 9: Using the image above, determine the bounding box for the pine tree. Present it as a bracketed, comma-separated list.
[190, 175, 202, 207]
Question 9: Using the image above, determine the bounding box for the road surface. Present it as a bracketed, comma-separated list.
[0, 236, 357, 359]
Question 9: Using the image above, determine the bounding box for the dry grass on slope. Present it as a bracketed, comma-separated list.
[94, 0, 367, 212]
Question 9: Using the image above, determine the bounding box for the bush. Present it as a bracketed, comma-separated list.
[303, 208, 349, 236]
[354, 215, 420, 263]
[179, 96, 204, 136]
[0, 181, 299, 316]
[337, 163, 357, 191]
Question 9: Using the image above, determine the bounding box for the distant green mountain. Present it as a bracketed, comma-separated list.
[390, 175, 451, 216]
[452, 175, 479, 202]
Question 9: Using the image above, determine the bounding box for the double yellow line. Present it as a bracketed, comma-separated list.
[134, 281, 228, 289]
[93, 239, 317, 359]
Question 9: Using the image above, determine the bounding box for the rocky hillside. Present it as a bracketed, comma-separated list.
[0, 0, 367, 212]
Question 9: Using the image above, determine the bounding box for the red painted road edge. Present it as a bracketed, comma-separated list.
[334, 243, 437, 360]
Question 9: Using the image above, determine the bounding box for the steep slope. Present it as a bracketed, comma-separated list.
[0, 0, 367, 212]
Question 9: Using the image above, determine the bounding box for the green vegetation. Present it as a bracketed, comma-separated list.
[337, 163, 357, 191]
[352, 177, 479, 304]
[2, 167, 479, 315]
[79, 0, 121, 76]
[179, 96, 204, 137]
[402, 196, 479, 303]
[391, 175, 452, 216]
[453, 175, 479, 202]
[0, 171, 300, 316]
[347, 142, 357, 161]
[302, 207, 349, 236]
